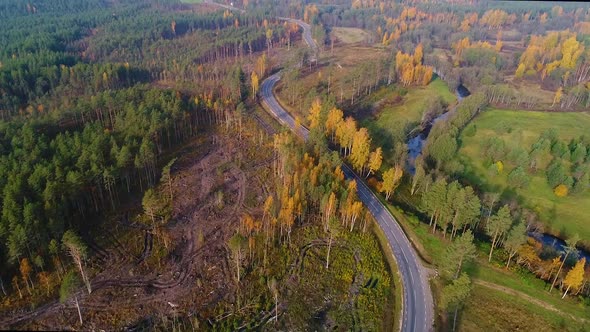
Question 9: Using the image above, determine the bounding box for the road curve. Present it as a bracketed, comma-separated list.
[278, 17, 317, 50]
[205, 1, 434, 331]
[259, 24, 434, 332]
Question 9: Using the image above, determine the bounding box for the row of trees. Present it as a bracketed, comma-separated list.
[516, 31, 587, 84]
[306, 100, 405, 202]
[411, 93, 590, 303]
[414, 156, 589, 328]
[422, 92, 488, 170]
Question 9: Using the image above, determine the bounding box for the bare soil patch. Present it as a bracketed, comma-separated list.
[0, 133, 269, 330]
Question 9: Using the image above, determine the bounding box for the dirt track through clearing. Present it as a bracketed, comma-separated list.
[0, 134, 264, 330]
[473, 279, 589, 323]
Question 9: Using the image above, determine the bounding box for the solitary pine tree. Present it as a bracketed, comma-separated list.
[441, 273, 471, 332]
[60, 271, 83, 326]
[160, 158, 177, 203]
[441, 230, 477, 280]
[62, 230, 91, 294]
[504, 222, 527, 268]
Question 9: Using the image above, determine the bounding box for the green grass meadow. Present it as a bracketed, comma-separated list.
[457, 109, 590, 241]
[331, 27, 370, 44]
[460, 284, 586, 332]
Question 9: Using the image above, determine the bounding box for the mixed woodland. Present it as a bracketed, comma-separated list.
[1, 0, 590, 330]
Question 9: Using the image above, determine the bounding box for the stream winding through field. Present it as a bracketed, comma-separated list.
[406, 83, 470, 173]
[405, 81, 590, 260]
[530, 232, 590, 262]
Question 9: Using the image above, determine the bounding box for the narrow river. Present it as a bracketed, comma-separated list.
[529, 232, 590, 262]
[406, 83, 470, 173]
[404, 83, 590, 262]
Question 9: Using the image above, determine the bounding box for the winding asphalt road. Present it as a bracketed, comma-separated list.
[259, 21, 434, 332]
[205, 1, 434, 331]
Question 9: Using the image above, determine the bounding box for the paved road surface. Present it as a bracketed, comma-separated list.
[259, 22, 434, 332]
[279, 17, 317, 50]
[206, 2, 434, 331]
[260, 72, 433, 332]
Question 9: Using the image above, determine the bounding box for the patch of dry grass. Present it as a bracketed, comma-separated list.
[331, 27, 371, 44]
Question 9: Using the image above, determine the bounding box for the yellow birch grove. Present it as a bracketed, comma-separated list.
[307, 99, 322, 129]
[414, 43, 423, 65]
[326, 108, 344, 141]
[350, 128, 371, 174]
[367, 147, 383, 177]
[336, 117, 357, 156]
[303, 4, 319, 23]
[460, 13, 478, 32]
[562, 258, 586, 298]
[479, 9, 514, 29]
[381, 166, 403, 200]
[396, 49, 433, 86]
[516, 31, 585, 78]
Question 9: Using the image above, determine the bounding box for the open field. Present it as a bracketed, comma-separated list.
[511, 81, 555, 106]
[465, 261, 590, 324]
[457, 109, 590, 241]
[331, 27, 371, 44]
[459, 284, 585, 332]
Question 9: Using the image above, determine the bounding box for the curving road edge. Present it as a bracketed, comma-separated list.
[204, 2, 434, 331]
[259, 21, 434, 332]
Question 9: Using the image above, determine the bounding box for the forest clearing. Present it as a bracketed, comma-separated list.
[1, 0, 590, 331]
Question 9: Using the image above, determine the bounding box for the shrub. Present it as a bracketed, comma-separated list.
[495, 160, 504, 174]
[463, 124, 477, 137]
[554, 184, 568, 197]
[546, 159, 567, 187]
[508, 166, 530, 188]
